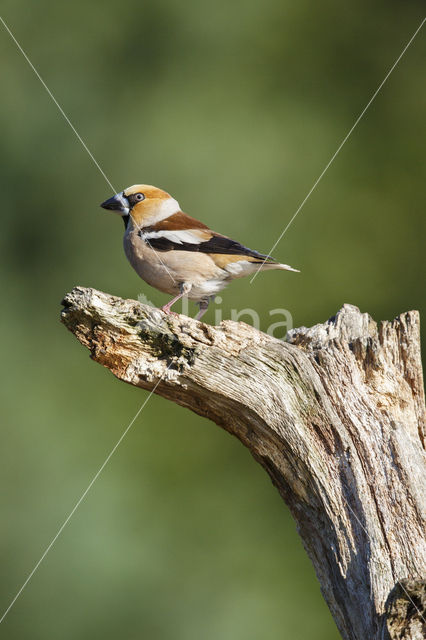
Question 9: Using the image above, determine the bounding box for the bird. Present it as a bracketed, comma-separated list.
[100, 184, 299, 320]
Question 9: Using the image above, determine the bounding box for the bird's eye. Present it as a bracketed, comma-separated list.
[136, 193, 145, 201]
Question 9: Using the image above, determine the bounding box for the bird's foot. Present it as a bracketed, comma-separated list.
[161, 305, 179, 317]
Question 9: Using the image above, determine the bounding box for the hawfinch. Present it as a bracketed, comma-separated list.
[101, 184, 299, 320]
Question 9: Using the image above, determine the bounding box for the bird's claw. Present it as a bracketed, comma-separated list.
[161, 306, 179, 317]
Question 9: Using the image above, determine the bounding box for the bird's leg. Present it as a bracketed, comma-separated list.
[161, 283, 191, 315]
[195, 297, 210, 321]
[161, 293, 184, 315]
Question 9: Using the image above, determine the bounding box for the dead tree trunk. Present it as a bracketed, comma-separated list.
[61, 286, 426, 640]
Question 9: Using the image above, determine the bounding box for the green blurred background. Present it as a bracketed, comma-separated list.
[1, 1, 425, 638]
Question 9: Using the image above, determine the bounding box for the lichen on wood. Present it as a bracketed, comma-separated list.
[61, 286, 426, 640]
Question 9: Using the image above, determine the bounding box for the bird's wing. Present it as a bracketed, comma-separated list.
[140, 212, 276, 263]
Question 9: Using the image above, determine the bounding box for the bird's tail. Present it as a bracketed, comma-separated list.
[259, 261, 300, 273]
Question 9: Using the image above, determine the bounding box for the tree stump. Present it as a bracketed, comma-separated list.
[61, 286, 426, 640]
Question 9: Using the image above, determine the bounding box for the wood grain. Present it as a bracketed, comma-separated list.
[61, 287, 426, 640]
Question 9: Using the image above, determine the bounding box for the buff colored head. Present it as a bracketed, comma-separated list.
[100, 184, 180, 227]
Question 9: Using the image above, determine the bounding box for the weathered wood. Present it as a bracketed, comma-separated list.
[61, 286, 426, 640]
[383, 579, 426, 640]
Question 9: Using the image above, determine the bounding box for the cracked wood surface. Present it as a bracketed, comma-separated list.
[61, 286, 426, 640]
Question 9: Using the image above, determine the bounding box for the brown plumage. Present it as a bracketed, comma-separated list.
[146, 211, 210, 231]
[101, 184, 299, 320]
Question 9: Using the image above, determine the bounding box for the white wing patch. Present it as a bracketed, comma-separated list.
[143, 229, 205, 245]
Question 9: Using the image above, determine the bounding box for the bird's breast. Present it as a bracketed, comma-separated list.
[123, 229, 226, 298]
[123, 230, 179, 295]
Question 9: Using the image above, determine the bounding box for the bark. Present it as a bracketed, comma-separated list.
[61, 286, 426, 640]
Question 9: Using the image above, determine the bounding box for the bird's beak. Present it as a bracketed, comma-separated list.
[100, 191, 129, 215]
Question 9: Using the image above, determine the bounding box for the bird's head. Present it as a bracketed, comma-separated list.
[100, 184, 180, 228]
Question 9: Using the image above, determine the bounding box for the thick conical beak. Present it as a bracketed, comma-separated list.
[100, 191, 129, 214]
